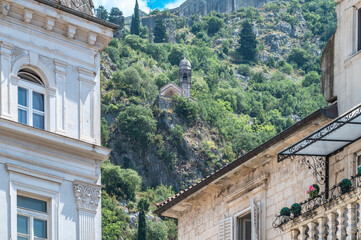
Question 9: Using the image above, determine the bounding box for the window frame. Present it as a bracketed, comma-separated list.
[17, 77, 46, 130]
[234, 207, 251, 240]
[355, 6, 361, 53]
[17, 193, 50, 240]
[355, 151, 361, 175]
[8, 170, 60, 240]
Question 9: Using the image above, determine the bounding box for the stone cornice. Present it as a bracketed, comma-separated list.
[0, 117, 110, 162]
[73, 180, 101, 212]
[1, 0, 114, 50]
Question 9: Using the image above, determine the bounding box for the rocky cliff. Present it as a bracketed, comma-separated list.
[172, 0, 270, 17]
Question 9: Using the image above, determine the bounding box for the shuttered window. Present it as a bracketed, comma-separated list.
[218, 217, 233, 240]
[219, 197, 261, 240]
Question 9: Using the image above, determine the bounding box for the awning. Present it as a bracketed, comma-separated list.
[278, 103, 361, 162]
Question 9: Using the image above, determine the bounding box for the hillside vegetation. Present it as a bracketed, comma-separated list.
[98, 0, 336, 239]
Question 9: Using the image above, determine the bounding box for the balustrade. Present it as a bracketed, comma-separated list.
[273, 174, 361, 239]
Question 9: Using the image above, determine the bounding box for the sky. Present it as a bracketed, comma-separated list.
[92, 0, 187, 17]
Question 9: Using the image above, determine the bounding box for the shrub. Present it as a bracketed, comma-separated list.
[117, 105, 157, 148]
[290, 203, 301, 217]
[173, 96, 199, 124]
[280, 207, 290, 216]
[238, 64, 251, 76]
[206, 16, 224, 36]
[102, 161, 142, 200]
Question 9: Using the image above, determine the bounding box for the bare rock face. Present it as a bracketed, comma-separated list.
[175, 0, 269, 17]
[58, 0, 94, 15]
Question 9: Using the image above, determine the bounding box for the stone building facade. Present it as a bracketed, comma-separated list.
[155, 0, 361, 239]
[0, 0, 117, 239]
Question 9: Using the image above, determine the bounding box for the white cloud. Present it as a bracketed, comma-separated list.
[93, 0, 150, 17]
[164, 0, 186, 9]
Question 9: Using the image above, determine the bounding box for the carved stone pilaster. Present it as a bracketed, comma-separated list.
[73, 181, 101, 212]
[0, 42, 14, 120]
[73, 181, 101, 240]
[54, 59, 67, 134]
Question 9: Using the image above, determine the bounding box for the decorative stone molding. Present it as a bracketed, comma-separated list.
[78, 67, 96, 85]
[23, 9, 33, 23]
[88, 32, 97, 46]
[66, 24, 77, 39]
[0, 41, 14, 56]
[1, 1, 10, 15]
[45, 17, 55, 31]
[73, 181, 101, 212]
[54, 59, 67, 74]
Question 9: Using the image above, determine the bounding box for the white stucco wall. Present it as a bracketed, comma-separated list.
[0, 0, 113, 239]
[333, 0, 361, 114]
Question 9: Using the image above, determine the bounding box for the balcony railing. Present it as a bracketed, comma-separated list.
[273, 174, 361, 239]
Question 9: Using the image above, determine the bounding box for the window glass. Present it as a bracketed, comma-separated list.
[18, 237, 29, 240]
[33, 114, 44, 130]
[237, 213, 252, 240]
[17, 196, 47, 213]
[33, 92, 44, 112]
[17, 215, 29, 234]
[18, 87, 28, 107]
[34, 219, 47, 238]
[18, 109, 28, 125]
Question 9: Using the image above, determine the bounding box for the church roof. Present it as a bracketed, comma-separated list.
[160, 82, 182, 95]
[179, 57, 191, 70]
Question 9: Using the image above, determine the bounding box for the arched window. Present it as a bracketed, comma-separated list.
[17, 68, 45, 129]
[183, 73, 188, 81]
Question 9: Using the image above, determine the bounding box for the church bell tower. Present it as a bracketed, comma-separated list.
[179, 56, 192, 99]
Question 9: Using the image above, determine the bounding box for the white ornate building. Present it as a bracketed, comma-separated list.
[0, 0, 116, 239]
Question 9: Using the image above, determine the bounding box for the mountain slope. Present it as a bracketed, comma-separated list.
[99, 0, 336, 239]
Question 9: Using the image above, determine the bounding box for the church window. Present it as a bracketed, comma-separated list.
[17, 195, 48, 240]
[183, 74, 187, 81]
[18, 69, 45, 130]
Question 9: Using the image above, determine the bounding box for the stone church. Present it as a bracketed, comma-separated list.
[155, 0, 361, 239]
[160, 56, 192, 99]
[0, 0, 116, 239]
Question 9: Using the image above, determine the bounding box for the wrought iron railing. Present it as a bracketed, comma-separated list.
[273, 173, 361, 229]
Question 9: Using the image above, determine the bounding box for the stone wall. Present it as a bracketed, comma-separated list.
[174, 0, 271, 18]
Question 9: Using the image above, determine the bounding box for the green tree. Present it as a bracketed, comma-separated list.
[108, 7, 125, 30]
[101, 161, 142, 200]
[131, 0, 141, 35]
[302, 71, 320, 87]
[146, 221, 168, 240]
[207, 16, 224, 36]
[95, 6, 108, 20]
[237, 20, 257, 63]
[168, 45, 184, 66]
[117, 105, 157, 147]
[154, 18, 167, 43]
[137, 198, 149, 240]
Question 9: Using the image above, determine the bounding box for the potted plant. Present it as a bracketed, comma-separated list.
[307, 184, 320, 199]
[339, 178, 352, 194]
[291, 203, 302, 217]
[280, 207, 290, 217]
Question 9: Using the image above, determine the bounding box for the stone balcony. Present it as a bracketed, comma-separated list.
[273, 174, 361, 239]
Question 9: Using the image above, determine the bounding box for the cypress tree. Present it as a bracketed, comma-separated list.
[137, 198, 149, 240]
[131, 0, 141, 35]
[153, 18, 167, 43]
[238, 20, 257, 63]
